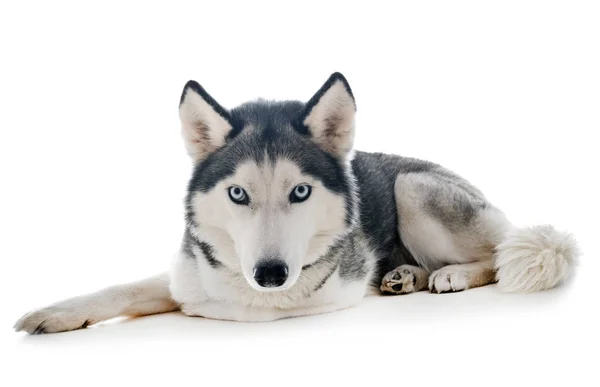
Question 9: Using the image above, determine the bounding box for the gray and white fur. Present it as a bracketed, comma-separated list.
[15, 73, 580, 333]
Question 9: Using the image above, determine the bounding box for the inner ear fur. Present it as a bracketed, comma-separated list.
[296, 72, 357, 159]
[179, 80, 233, 162]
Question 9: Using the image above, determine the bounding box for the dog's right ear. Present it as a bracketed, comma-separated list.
[179, 81, 234, 162]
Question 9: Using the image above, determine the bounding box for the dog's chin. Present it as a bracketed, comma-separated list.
[250, 284, 292, 293]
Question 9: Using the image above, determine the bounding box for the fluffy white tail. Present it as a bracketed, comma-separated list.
[494, 225, 580, 292]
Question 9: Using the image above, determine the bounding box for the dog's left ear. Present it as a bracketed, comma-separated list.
[297, 72, 356, 159]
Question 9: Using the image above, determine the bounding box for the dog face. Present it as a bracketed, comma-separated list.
[180, 73, 358, 291]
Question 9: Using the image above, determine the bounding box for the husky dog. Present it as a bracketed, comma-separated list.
[15, 73, 579, 334]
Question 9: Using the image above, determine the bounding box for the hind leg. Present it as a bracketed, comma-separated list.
[428, 260, 495, 293]
[381, 264, 429, 294]
[391, 169, 512, 293]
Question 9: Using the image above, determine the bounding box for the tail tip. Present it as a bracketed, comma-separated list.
[495, 225, 580, 292]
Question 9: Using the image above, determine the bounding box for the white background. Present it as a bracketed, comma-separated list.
[1, 1, 598, 386]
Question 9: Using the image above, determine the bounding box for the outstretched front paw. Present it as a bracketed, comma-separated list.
[381, 265, 429, 295]
[14, 307, 92, 334]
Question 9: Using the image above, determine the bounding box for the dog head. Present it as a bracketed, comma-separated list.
[181, 73, 358, 291]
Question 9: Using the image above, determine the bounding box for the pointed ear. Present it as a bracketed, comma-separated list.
[297, 72, 356, 159]
[179, 81, 234, 161]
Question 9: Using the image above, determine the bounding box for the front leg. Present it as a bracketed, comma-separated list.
[181, 302, 278, 322]
[181, 300, 360, 322]
[14, 273, 178, 334]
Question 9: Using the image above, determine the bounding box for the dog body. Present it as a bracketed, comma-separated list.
[15, 73, 579, 333]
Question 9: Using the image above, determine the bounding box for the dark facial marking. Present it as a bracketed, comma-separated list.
[312, 262, 339, 292]
[197, 241, 221, 269]
[289, 184, 312, 203]
[228, 186, 250, 205]
[182, 230, 223, 269]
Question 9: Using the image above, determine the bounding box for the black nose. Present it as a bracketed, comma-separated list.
[253, 260, 288, 288]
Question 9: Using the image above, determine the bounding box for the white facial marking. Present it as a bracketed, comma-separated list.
[192, 158, 347, 291]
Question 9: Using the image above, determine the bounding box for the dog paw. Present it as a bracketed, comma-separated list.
[14, 307, 92, 334]
[381, 265, 427, 294]
[428, 267, 469, 293]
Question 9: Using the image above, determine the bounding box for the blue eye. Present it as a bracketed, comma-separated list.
[290, 184, 312, 203]
[228, 186, 249, 205]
